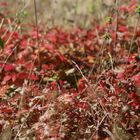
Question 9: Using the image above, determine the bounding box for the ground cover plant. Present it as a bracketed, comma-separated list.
[0, 0, 140, 140]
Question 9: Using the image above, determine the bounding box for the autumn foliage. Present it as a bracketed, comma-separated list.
[0, 1, 140, 140]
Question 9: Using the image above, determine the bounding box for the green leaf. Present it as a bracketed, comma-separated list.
[16, 10, 28, 18]
[103, 32, 111, 41]
[105, 16, 112, 23]
[0, 37, 4, 49]
[88, 3, 96, 13]
[136, 5, 140, 14]
[48, 75, 58, 82]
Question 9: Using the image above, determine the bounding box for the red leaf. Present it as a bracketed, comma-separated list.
[128, 0, 137, 13]
[2, 75, 11, 83]
[18, 72, 28, 79]
[30, 30, 41, 39]
[42, 64, 49, 70]
[45, 43, 55, 53]
[55, 53, 65, 62]
[11, 73, 17, 82]
[25, 63, 34, 69]
[77, 101, 89, 109]
[46, 32, 57, 43]
[20, 40, 28, 49]
[78, 78, 87, 93]
[0, 85, 9, 98]
[117, 73, 125, 80]
[4, 64, 16, 71]
[0, 106, 13, 114]
[128, 92, 137, 99]
[132, 73, 140, 82]
[128, 55, 136, 64]
[118, 26, 127, 32]
[129, 101, 139, 109]
[0, 2, 7, 7]
[29, 74, 39, 81]
[132, 73, 140, 86]
[118, 6, 128, 12]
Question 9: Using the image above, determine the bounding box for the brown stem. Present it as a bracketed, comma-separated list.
[128, 15, 140, 58]
[34, 0, 40, 65]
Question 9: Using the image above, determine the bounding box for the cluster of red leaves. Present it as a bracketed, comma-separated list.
[0, 1, 140, 140]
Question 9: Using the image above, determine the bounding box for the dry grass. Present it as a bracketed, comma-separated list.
[0, 0, 116, 28]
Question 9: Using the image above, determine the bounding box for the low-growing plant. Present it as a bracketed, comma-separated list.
[0, 0, 140, 140]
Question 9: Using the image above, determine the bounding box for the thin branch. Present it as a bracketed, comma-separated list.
[128, 15, 140, 58]
[34, 0, 40, 64]
[71, 60, 89, 84]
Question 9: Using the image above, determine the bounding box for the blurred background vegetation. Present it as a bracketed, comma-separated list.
[0, 0, 139, 29]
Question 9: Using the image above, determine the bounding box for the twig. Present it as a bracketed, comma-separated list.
[128, 15, 140, 58]
[1, 45, 18, 71]
[103, 128, 115, 140]
[34, 0, 40, 65]
[89, 113, 108, 140]
[14, 100, 40, 140]
[26, 0, 41, 88]
[1, 0, 31, 39]
[71, 60, 89, 84]
[114, 0, 119, 44]
[88, 29, 99, 77]
[0, 18, 4, 29]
